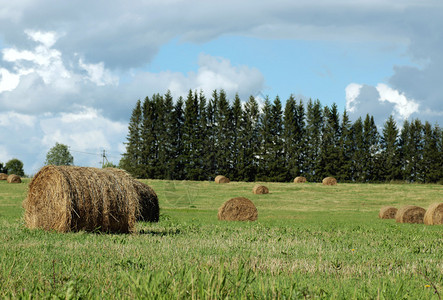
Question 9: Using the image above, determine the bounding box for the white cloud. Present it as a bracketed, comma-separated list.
[345, 83, 363, 113]
[0, 68, 20, 92]
[376, 83, 419, 119]
[79, 59, 118, 86]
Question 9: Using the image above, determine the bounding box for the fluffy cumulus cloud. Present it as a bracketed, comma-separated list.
[345, 82, 421, 125]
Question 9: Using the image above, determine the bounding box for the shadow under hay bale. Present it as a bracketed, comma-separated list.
[322, 177, 337, 186]
[218, 197, 258, 221]
[395, 205, 426, 224]
[0, 173, 8, 180]
[379, 206, 398, 219]
[215, 175, 230, 184]
[23, 165, 140, 233]
[293, 176, 307, 183]
[104, 168, 159, 223]
[424, 203, 443, 225]
[7, 174, 21, 183]
[252, 185, 269, 194]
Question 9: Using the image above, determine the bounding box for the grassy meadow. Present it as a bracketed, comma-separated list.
[0, 179, 442, 299]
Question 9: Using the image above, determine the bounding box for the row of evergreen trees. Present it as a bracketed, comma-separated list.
[120, 90, 443, 183]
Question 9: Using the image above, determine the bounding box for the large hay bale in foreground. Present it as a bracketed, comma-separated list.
[218, 197, 258, 221]
[23, 165, 140, 233]
[395, 205, 426, 224]
[379, 206, 398, 219]
[252, 185, 269, 194]
[322, 177, 337, 186]
[104, 168, 159, 222]
[294, 176, 307, 183]
[7, 174, 21, 183]
[0, 173, 8, 180]
[424, 203, 443, 225]
[215, 175, 230, 184]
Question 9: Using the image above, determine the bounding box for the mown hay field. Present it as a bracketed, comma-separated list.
[1, 179, 442, 299]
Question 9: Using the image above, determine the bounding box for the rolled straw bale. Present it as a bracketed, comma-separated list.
[294, 176, 307, 183]
[7, 174, 21, 183]
[395, 205, 426, 224]
[252, 185, 269, 194]
[322, 177, 337, 186]
[218, 197, 258, 221]
[424, 203, 443, 225]
[378, 206, 398, 219]
[0, 173, 8, 180]
[104, 168, 159, 222]
[215, 175, 230, 184]
[22, 165, 140, 233]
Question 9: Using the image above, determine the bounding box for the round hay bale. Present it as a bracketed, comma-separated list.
[395, 205, 426, 224]
[22, 165, 140, 233]
[7, 174, 21, 183]
[378, 206, 398, 219]
[218, 197, 258, 221]
[293, 176, 307, 183]
[104, 168, 159, 222]
[252, 185, 269, 194]
[0, 173, 8, 180]
[215, 175, 230, 184]
[322, 177, 337, 186]
[424, 203, 443, 225]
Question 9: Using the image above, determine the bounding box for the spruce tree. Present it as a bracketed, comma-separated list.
[238, 95, 260, 181]
[231, 94, 243, 180]
[422, 122, 440, 183]
[257, 96, 273, 181]
[305, 99, 323, 182]
[206, 90, 219, 178]
[338, 109, 353, 182]
[183, 90, 200, 180]
[398, 119, 410, 181]
[320, 103, 340, 178]
[171, 97, 185, 180]
[215, 90, 233, 177]
[350, 117, 365, 182]
[120, 100, 143, 177]
[363, 114, 380, 182]
[268, 96, 286, 181]
[380, 115, 400, 181]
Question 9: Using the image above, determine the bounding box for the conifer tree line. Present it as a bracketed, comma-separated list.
[120, 90, 443, 183]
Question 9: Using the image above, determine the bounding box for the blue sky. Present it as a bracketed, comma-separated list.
[0, 1, 442, 174]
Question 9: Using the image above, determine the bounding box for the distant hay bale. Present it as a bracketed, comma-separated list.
[0, 173, 8, 180]
[378, 206, 398, 219]
[395, 205, 426, 224]
[104, 168, 159, 223]
[218, 197, 258, 221]
[22, 165, 140, 233]
[7, 174, 21, 183]
[294, 176, 307, 183]
[215, 175, 230, 184]
[252, 185, 269, 194]
[424, 203, 443, 225]
[322, 177, 337, 186]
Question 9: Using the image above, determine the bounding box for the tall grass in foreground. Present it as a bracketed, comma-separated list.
[0, 179, 442, 299]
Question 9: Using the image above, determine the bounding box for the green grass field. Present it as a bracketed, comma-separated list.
[1, 179, 442, 299]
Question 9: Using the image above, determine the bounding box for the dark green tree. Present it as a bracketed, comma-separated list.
[215, 90, 232, 177]
[405, 119, 423, 182]
[320, 103, 341, 178]
[0, 162, 7, 174]
[238, 95, 260, 181]
[304, 99, 323, 181]
[398, 119, 410, 181]
[45, 143, 74, 166]
[183, 90, 200, 180]
[257, 96, 273, 181]
[120, 100, 143, 177]
[5, 158, 25, 176]
[380, 116, 400, 181]
[337, 110, 353, 182]
[231, 94, 243, 180]
[171, 97, 186, 179]
[421, 122, 440, 183]
[363, 114, 380, 182]
[350, 118, 365, 182]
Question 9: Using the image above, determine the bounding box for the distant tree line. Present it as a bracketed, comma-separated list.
[120, 90, 443, 183]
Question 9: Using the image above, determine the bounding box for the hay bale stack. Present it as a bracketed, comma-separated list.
[23, 165, 140, 233]
[424, 203, 443, 225]
[218, 197, 258, 221]
[294, 176, 307, 183]
[104, 168, 159, 222]
[379, 206, 398, 219]
[7, 174, 21, 183]
[215, 175, 230, 184]
[0, 173, 8, 180]
[395, 205, 426, 224]
[322, 177, 337, 186]
[252, 185, 269, 194]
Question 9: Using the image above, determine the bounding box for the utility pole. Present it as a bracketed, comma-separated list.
[101, 149, 109, 168]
